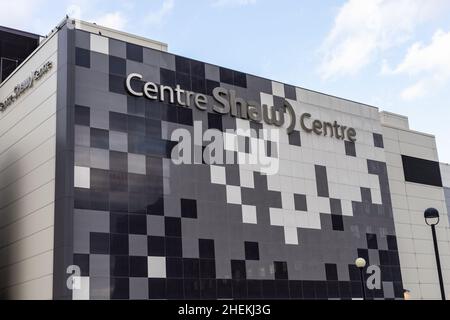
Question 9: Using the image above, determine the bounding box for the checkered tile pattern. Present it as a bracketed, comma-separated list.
[71, 30, 403, 300]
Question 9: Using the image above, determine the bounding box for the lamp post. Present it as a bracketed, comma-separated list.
[424, 208, 446, 300]
[355, 257, 367, 300]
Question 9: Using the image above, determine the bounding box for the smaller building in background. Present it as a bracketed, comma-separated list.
[0, 26, 41, 82]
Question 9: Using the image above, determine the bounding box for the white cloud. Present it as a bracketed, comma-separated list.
[145, 0, 175, 25]
[386, 29, 450, 100]
[0, 0, 43, 31]
[318, 0, 449, 80]
[66, 3, 127, 31]
[96, 12, 127, 30]
[211, 0, 256, 7]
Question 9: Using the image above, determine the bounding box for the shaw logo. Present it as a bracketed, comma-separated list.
[125, 73, 358, 142]
[0, 61, 53, 112]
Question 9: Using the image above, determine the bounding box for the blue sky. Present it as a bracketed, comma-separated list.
[2, 0, 450, 162]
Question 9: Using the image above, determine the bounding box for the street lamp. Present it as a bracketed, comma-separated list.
[355, 257, 367, 300]
[424, 208, 446, 300]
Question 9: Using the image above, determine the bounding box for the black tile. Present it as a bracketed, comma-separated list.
[294, 194, 307, 211]
[200, 279, 217, 299]
[110, 212, 128, 234]
[358, 248, 370, 263]
[199, 239, 215, 259]
[90, 232, 110, 254]
[373, 133, 384, 148]
[275, 280, 289, 299]
[244, 241, 259, 260]
[165, 237, 183, 257]
[284, 84, 297, 100]
[289, 280, 303, 299]
[128, 134, 146, 155]
[206, 80, 220, 96]
[146, 197, 164, 216]
[219, 67, 233, 85]
[145, 100, 162, 120]
[146, 118, 162, 138]
[126, 43, 143, 62]
[348, 264, 360, 281]
[110, 151, 128, 172]
[387, 235, 398, 251]
[176, 72, 191, 91]
[110, 278, 129, 300]
[109, 191, 129, 212]
[110, 112, 128, 132]
[128, 173, 150, 195]
[345, 141, 356, 157]
[166, 258, 183, 278]
[180, 199, 197, 219]
[175, 56, 191, 74]
[109, 74, 126, 95]
[191, 60, 205, 78]
[90, 190, 109, 211]
[73, 254, 89, 276]
[110, 255, 129, 277]
[165, 217, 181, 237]
[231, 260, 246, 280]
[110, 233, 128, 255]
[217, 279, 232, 299]
[207, 113, 223, 131]
[148, 278, 166, 299]
[109, 55, 126, 76]
[199, 259, 216, 279]
[232, 280, 247, 299]
[331, 214, 344, 231]
[160, 68, 176, 87]
[350, 281, 363, 299]
[191, 76, 206, 94]
[233, 71, 247, 88]
[110, 171, 128, 192]
[130, 256, 148, 277]
[75, 47, 90, 68]
[262, 280, 276, 299]
[339, 281, 351, 299]
[90, 128, 109, 149]
[315, 281, 328, 299]
[184, 279, 201, 299]
[327, 281, 339, 299]
[402, 155, 443, 187]
[147, 236, 165, 256]
[183, 258, 200, 278]
[75, 105, 90, 126]
[288, 131, 301, 146]
[302, 281, 315, 299]
[178, 107, 193, 126]
[129, 214, 147, 235]
[90, 169, 110, 191]
[247, 280, 262, 299]
[274, 261, 288, 280]
[325, 263, 338, 281]
[128, 115, 146, 136]
[366, 233, 378, 249]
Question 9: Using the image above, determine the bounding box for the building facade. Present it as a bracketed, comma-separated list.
[0, 18, 449, 300]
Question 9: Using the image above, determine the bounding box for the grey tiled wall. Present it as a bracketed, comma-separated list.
[68, 29, 404, 300]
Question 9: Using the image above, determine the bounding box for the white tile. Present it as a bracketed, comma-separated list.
[128, 153, 146, 175]
[72, 276, 90, 300]
[242, 205, 257, 224]
[239, 169, 254, 188]
[90, 34, 109, 55]
[210, 165, 226, 185]
[226, 185, 242, 204]
[272, 81, 285, 97]
[147, 257, 166, 278]
[284, 226, 298, 245]
[74, 166, 90, 189]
